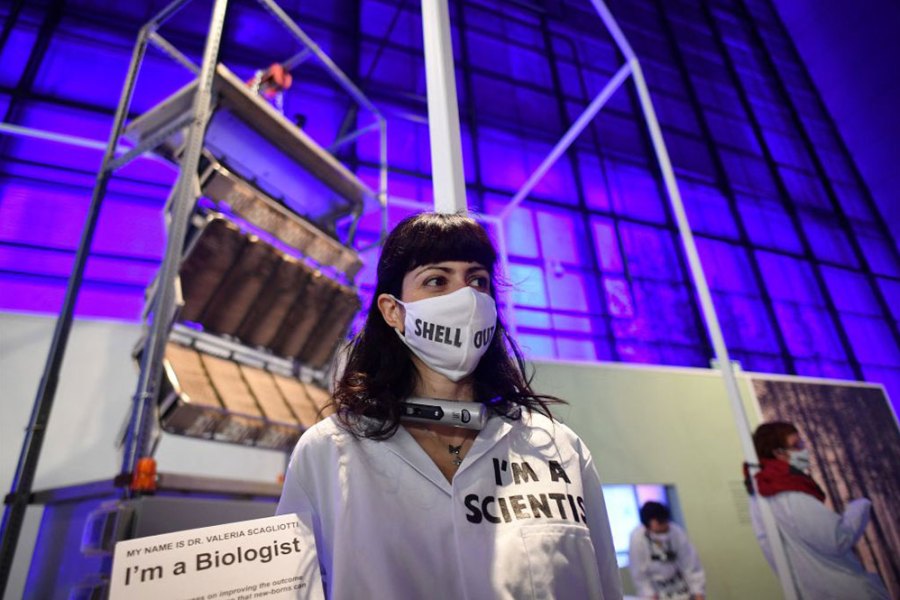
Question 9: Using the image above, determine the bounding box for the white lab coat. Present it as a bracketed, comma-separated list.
[749, 492, 889, 599]
[627, 522, 705, 599]
[277, 411, 623, 600]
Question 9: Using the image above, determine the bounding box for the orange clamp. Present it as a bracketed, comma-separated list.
[130, 457, 158, 493]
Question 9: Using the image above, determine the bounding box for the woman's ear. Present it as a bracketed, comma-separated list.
[377, 294, 405, 333]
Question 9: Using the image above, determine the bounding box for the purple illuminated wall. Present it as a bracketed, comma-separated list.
[0, 0, 898, 408]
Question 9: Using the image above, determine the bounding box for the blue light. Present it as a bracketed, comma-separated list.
[508, 264, 548, 308]
[556, 337, 597, 361]
[516, 333, 555, 359]
[0, 27, 37, 87]
[605, 159, 667, 223]
[547, 271, 592, 312]
[577, 152, 611, 211]
[1, 0, 897, 409]
[536, 210, 588, 264]
[484, 197, 538, 258]
[590, 218, 624, 272]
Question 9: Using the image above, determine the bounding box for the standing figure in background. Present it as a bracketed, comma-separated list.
[277, 212, 623, 599]
[628, 501, 706, 600]
[746, 421, 889, 599]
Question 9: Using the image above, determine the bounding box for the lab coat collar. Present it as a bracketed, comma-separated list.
[458, 413, 515, 475]
[383, 412, 517, 495]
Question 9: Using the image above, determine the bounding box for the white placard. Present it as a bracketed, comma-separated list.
[109, 513, 323, 600]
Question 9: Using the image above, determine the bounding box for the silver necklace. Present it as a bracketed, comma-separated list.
[448, 444, 464, 467]
[409, 424, 472, 468]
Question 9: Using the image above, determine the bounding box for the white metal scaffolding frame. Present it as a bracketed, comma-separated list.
[418, 0, 799, 597]
[0, 0, 388, 593]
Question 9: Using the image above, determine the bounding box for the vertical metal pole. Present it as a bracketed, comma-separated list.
[378, 117, 389, 238]
[627, 56, 800, 600]
[0, 25, 151, 597]
[120, 0, 231, 478]
[420, 0, 467, 214]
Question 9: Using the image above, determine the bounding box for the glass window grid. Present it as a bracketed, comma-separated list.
[360, 0, 900, 370]
[1, 0, 898, 399]
[660, 0, 898, 387]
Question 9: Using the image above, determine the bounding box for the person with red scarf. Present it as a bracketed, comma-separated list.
[745, 422, 888, 599]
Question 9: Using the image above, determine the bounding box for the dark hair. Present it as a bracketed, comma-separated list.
[753, 421, 799, 460]
[333, 212, 561, 438]
[639, 501, 671, 527]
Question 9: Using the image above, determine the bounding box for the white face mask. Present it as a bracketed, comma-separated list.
[648, 531, 670, 544]
[392, 286, 497, 382]
[788, 449, 811, 473]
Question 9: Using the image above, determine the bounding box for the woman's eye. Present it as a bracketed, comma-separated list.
[424, 276, 445, 287]
[469, 276, 490, 290]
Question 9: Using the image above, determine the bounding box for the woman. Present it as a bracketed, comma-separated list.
[745, 422, 888, 599]
[277, 212, 622, 599]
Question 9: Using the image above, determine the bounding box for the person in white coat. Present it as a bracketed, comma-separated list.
[627, 501, 705, 600]
[277, 212, 623, 599]
[745, 421, 889, 599]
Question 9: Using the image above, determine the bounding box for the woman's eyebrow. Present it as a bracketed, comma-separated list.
[414, 265, 453, 275]
[413, 264, 487, 276]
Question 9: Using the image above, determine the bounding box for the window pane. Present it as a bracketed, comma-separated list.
[620, 223, 683, 281]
